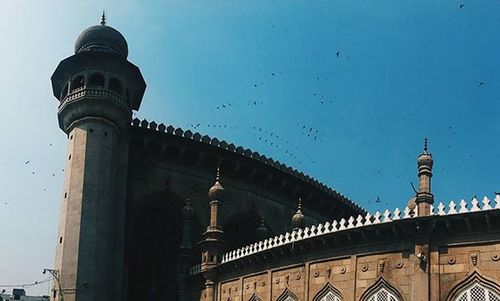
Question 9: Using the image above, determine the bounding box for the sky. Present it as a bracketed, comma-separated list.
[0, 0, 499, 296]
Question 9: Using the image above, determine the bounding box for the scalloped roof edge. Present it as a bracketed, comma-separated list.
[130, 118, 366, 214]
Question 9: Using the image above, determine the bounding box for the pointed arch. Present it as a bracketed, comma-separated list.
[359, 277, 404, 301]
[312, 282, 344, 301]
[446, 270, 500, 301]
[277, 288, 298, 301]
[249, 293, 262, 301]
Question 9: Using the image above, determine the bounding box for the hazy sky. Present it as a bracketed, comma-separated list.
[1, 0, 499, 296]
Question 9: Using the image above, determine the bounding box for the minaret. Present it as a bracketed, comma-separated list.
[415, 138, 434, 216]
[198, 168, 227, 301]
[177, 200, 196, 301]
[50, 15, 146, 301]
[291, 198, 306, 231]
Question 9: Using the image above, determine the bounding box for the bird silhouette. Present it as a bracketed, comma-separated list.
[25, 160, 30, 164]
[336, 51, 340, 58]
[479, 82, 485, 87]
[459, 3, 464, 9]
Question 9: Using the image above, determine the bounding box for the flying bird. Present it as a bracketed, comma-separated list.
[25, 160, 30, 164]
[336, 51, 340, 58]
[459, 3, 464, 9]
[479, 81, 485, 87]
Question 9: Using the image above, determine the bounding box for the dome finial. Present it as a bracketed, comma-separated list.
[216, 165, 221, 182]
[100, 10, 106, 25]
[424, 138, 428, 153]
[291, 197, 305, 231]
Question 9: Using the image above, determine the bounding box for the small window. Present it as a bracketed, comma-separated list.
[88, 73, 105, 87]
[71, 75, 85, 91]
[109, 78, 122, 94]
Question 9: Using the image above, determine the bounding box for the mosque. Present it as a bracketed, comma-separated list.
[50, 16, 500, 301]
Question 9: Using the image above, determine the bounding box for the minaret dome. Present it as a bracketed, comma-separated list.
[74, 12, 128, 59]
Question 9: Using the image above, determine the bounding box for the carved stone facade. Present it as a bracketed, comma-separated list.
[213, 196, 500, 301]
[50, 18, 500, 301]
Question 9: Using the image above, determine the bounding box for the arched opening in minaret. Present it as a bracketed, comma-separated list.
[88, 72, 105, 88]
[109, 77, 122, 95]
[71, 75, 85, 91]
[61, 82, 69, 100]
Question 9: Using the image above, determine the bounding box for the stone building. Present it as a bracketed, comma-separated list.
[50, 16, 500, 301]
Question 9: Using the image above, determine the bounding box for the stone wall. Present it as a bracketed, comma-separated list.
[216, 241, 500, 301]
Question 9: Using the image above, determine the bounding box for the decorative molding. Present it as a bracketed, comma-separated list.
[359, 277, 405, 301]
[220, 195, 499, 264]
[130, 118, 364, 214]
[312, 282, 344, 301]
[361, 264, 369, 272]
[445, 270, 500, 301]
[471, 253, 478, 266]
[249, 293, 262, 301]
[448, 256, 456, 265]
[276, 288, 298, 301]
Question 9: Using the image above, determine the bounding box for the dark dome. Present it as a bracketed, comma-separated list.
[74, 24, 128, 59]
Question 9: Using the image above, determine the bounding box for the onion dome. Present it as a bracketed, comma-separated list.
[256, 219, 270, 241]
[417, 138, 433, 167]
[182, 199, 196, 220]
[74, 12, 128, 59]
[208, 167, 225, 201]
[407, 196, 417, 212]
[291, 198, 306, 230]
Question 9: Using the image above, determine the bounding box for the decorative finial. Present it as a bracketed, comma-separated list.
[215, 166, 221, 181]
[100, 10, 106, 25]
[424, 138, 428, 152]
[298, 198, 302, 210]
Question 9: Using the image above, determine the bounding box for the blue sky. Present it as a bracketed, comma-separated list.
[0, 0, 499, 295]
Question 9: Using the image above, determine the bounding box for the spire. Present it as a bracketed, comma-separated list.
[291, 198, 305, 231]
[100, 10, 106, 25]
[208, 166, 225, 201]
[256, 218, 270, 241]
[215, 165, 220, 182]
[416, 138, 434, 216]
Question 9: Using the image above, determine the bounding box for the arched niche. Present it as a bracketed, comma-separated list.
[276, 288, 298, 301]
[248, 293, 262, 301]
[446, 270, 500, 301]
[109, 77, 122, 95]
[359, 277, 404, 301]
[88, 72, 105, 87]
[312, 282, 344, 301]
[71, 74, 85, 91]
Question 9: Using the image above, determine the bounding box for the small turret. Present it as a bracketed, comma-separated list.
[292, 198, 306, 231]
[198, 168, 227, 301]
[416, 138, 434, 216]
[256, 219, 270, 241]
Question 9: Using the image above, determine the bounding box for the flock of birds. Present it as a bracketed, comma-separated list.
[4, 2, 489, 211]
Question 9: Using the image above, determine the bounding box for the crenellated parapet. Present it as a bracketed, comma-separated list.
[219, 194, 500, 264]
[130, 118, 365, 216]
